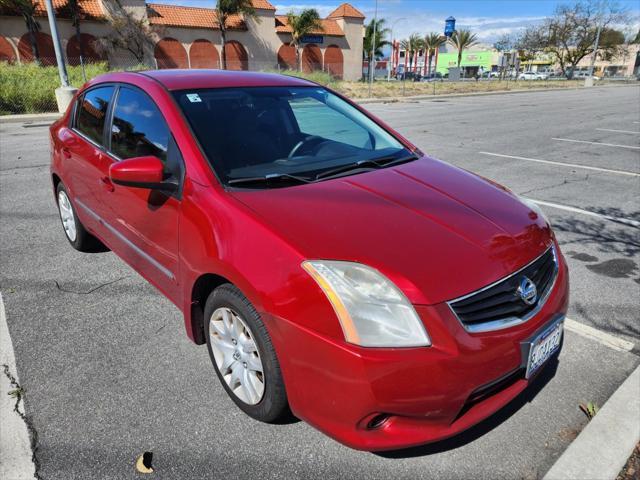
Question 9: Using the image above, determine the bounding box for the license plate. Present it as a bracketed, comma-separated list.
[526, 320, 563, 378]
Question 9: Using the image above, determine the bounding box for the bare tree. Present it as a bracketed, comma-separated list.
[98, 0, 161, 65]
[515, 25, 547, 70]
[544, 0, 628, 78]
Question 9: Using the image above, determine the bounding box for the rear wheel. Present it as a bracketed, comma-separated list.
[56, 182, 106, 252]
[204, 284, 288, 422]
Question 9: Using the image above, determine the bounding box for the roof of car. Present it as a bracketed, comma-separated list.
[105, 70, 317, 91]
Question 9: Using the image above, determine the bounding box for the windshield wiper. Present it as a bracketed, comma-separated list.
[227, 173, 313, 188]
[314, 154, 418, 181]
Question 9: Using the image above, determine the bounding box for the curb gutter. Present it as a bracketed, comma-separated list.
[0, 112, 62, 125]
[543, 365, 640, 480]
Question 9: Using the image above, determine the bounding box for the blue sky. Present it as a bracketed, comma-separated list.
[163, 0, 640, 43]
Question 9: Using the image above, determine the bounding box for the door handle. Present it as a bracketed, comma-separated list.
[62, 147, 71, 159]
[100, 176, 114, 192]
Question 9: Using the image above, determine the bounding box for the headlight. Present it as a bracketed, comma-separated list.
[302, 261, 431, 348]
[519, 196, 551, 225]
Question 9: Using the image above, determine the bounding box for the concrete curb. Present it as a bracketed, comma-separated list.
[543, 365, 640, 480]
[354, 82, 639, 105]
[0, 112, 61, 125]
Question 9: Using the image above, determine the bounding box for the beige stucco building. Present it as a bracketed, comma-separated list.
[0, 0, 366, 80]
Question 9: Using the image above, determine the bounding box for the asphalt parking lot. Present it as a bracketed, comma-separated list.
[1, 85, 639, 479]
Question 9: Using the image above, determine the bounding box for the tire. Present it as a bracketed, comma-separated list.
[56, 182, 107, 253]
[204, 284, 289, 423]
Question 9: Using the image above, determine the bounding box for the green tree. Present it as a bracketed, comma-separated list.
[216, 0, 260, 69]
[0, 0, 41, 63]
[448, 29, 479, 68]
[400, 33, 423, 74]
[363, 18, 389, 78]
[423, 32, 446, 75]
[286, 8, 323, 71]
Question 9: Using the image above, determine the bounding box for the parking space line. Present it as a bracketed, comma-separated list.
[596, 128, 639, 135]
[479, 151, 639, 177]
[565, 318, 635, 353]
[0, 294, 37, 480]
[552, 138, 640, 150]
[525, 198, 640, 228]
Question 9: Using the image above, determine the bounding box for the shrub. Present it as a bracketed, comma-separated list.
[0, 62, 110, 115]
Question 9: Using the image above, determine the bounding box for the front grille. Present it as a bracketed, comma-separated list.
[448, 246, 558, 332]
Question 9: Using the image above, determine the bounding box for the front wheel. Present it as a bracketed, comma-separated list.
[204, 284, 289, 423]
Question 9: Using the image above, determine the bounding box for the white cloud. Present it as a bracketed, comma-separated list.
[273, 3, 339, 17]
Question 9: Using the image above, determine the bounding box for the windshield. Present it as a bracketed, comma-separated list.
[173, 86, 412, 186]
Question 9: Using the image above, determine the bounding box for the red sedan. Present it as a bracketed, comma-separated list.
[50, 70, 568, 451]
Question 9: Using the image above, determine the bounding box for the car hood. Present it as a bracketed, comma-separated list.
[230, 157, 552, 305]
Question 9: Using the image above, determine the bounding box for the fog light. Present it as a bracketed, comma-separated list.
[366, 413, 391, 430]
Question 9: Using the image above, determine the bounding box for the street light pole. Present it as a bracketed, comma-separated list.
[43, 0, 69, 87]
[368, 0, 378, 97]
[43, 0, 78, 112]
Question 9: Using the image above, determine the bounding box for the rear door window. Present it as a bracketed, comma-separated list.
[110, 87, 169, 164]
[75, 86, 114, 145]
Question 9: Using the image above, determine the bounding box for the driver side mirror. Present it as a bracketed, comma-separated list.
[109, 156, 176, 192]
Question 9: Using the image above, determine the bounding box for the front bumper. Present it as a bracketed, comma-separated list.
[266, 252, 569, 451]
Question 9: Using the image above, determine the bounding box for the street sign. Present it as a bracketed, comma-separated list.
[301, 35, 323, 44]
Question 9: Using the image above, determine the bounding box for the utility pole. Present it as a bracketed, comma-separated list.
[368, 0, 378, 97]
[586, 0, 604, 86]
[43, 0, 78, 111]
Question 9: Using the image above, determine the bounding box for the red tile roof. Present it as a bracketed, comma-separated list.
[327, 3, 365, 19]
[252, 0, 276, 10]
[275, 16, 344, 37]
[0, 0, 104, 20]
[147, 3, 246, 30]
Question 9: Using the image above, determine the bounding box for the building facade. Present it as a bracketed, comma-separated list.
[0, 0, 365, 80]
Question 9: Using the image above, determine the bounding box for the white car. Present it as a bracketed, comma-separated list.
[519, 71, 547, 80]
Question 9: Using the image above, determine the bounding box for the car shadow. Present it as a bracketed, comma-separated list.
[374, 358, 560, 459]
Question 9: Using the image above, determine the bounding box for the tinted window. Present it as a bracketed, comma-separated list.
[174, 87, 408, 184]
[110, 87, 169, 163]
[75, 86, 114, 145]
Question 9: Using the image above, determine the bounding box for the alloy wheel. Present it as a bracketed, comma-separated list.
[57, 190, 77, 242]
[208, 307, 265, 405]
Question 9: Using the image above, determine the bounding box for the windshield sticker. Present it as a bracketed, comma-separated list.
[186, 93, 202, 103]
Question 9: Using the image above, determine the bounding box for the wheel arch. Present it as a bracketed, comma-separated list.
[189, 273, 233, 345]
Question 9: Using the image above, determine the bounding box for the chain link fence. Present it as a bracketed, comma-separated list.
[1, 56, 638, 115]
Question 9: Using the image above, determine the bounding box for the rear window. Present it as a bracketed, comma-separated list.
[75, 86, 114, 145]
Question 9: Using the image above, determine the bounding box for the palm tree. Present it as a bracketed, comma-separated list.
[0, 0, 41, 64]
[286, 8, 322, 71]
[216, 0, 259, 69]
[363, 18, 389, 79]
[400, 33, 423, 75]
[423, 32, 446, 76]
[448, 29, 478, 68]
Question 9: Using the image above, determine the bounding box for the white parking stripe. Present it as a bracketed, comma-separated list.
[552, 137, 640, 150]
[479, 151, 639, 177]
[525, 198, 640, 228]
[565, 318, 635, 353]
[595, 128, 640, 135]
[0, 294, 37, 480]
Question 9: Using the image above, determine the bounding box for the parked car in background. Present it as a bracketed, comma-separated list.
[420, 72, 443, 82]
[50, 70, 569, 451]
[519, 71, 547, 80]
